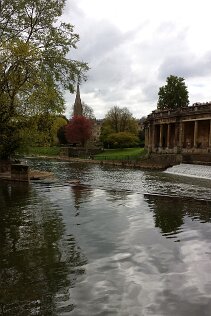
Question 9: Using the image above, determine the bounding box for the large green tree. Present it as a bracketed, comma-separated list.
[100, 106, 138, 148]
[102, 106, 138, 133]
[19, 114, 68, 149]
[157, 75, 189, 110]
[0, 0, 88, 159]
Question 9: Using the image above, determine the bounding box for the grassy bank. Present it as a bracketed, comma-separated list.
[24, 146, 60, 157]
[21, 146, 146, 161]
[94, 148, 146, 161]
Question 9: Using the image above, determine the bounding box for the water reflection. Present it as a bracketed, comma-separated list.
[70, 184, 92, 212]
[145, 194, 211, 240]
[2, 160, 211, 315]
[0, 182, 87, 315]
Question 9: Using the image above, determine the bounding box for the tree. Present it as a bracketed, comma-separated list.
[107, 132, 139, 148]
[103, 106, 138, 133]
[0, 0, 88, 159]
[65, 116, 93, 147]
[57, 125, 68, 145]
[100, 106, 138, 147]
[17, 114, 68, 152]
[51, 116, 68, 145]
[82, 102, 95, 120]
[157, 75, 189, 110]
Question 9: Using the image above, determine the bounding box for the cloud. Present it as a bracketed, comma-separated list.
[159, 52, 211, 80]
[63, 0, 211, 119]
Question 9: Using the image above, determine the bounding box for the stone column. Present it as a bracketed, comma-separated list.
[148, 125, 152, 153]
[167, 124, 170, 148]
[194, 120, 198, 148]
[178, 122, 184, 148]
[145, 127, 148, 148]
[159, 124, 163, 148]
[148, 125, 151, 147]
[209, 120, 211, 148]
[151, 124, 155, 150]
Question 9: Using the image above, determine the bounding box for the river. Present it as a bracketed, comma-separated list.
[1, 159, 211, 316]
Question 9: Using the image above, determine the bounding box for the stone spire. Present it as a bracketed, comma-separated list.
[73, 83, 83, 116]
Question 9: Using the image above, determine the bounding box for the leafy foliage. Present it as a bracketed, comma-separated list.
[103, 106, 138, 133]
[100, 106, 138, 148]
[0, 0, 88, 158]
[65, 115, 93, 147]
[18, 115, 68, 151]
[107, 132, 139, 148]
[82, 102, 95, 119]
[157, 75, 189, 110]
[57, 125, 68, 145]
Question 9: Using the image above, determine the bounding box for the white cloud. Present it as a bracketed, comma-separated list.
[63, 0, 211, 119]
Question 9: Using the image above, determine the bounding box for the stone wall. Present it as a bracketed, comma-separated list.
[182, 153, 211, 165]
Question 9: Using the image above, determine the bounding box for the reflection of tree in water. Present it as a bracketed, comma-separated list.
[71, 184, 92, 212]
[145, 194, 184, 236]
[145, 194, 211, 238]
[0, 183, 87, 315]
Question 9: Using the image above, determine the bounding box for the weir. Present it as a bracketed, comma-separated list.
[164, 163, 211, 180]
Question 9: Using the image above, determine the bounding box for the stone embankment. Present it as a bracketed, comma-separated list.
[0, 160, 54, 182]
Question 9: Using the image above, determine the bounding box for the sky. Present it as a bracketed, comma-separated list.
[63, 0, 211, 119]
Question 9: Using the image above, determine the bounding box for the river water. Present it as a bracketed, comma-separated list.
[1, 159, 211, 316]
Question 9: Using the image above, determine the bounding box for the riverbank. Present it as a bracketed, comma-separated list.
[0, 169, 54, 182]
[24, 154, 173, 170]
[0, 151, 177, 183]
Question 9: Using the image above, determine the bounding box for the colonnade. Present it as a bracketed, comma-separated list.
[145, 119, 211, 153]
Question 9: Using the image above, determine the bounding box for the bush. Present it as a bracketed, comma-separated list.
[107, 132, 139, 148]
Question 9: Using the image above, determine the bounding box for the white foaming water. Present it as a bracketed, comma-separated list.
[164, 163, 211, 180]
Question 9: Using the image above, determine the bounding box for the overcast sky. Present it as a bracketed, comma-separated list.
[63, 0, 211, 119]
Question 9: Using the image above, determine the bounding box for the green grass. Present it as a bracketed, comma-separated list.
[21, 146, 146, 160]
[94, 148, 146, 161]
[25, 146, 60, 156]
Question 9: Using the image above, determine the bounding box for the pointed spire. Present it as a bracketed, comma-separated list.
[73, 83, 83, 116]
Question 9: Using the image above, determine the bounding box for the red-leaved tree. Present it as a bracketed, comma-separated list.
[65, 115, 93, 147]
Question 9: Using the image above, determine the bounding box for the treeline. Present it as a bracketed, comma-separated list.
[57, 105, 144, 149]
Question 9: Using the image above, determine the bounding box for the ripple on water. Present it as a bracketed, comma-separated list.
[2, 159, 211, 315]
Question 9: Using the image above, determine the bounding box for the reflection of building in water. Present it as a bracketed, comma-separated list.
[145, 194, 211, 239]
[144, 102, 211, 163]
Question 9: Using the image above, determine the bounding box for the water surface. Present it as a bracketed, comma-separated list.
[1, 160, 211, 315]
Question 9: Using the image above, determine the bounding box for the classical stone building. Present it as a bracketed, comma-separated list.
[145, 102, 211, 157]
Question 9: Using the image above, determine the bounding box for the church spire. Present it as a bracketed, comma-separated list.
[73, 83, 83, 116]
